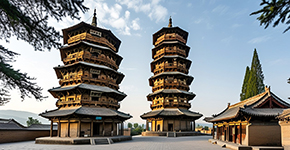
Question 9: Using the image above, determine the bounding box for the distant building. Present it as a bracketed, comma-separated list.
[207, 86, 290, 146]
[0, 118, 56, 143]
[39, 10, 131, 138]
[140, 17, 202, 136]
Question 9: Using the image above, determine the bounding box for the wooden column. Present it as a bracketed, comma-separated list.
[186, 120, 188, 131]
[102, 120, 105, 136]
[111, 119, 114, 136]
[121, 121, 124, 135]
[179, 118, 181, 131]
[239, 124, 242, 144]
[57, 119, 61, 137]
[77, 119, 81, 137]
[233, 125, 236, 143]
[50, 120, 53, 137]
[155, 120, 157, 131]
[212, 125, 215, 139]
[146, 120, 149, 131]
[162, 120, 164, 131]
[193, 121, 195, 131]
[173, 119, 175, 131]
[67, 119, 70, 137]
[90, 120, 94, 137]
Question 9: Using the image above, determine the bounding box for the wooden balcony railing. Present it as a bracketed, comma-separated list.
[63, 53, 118, 70]
[152, 82, 189, 92]
[154, 35, 186, 46]
[150, 101, 191, 109]
[59, 76, 119, 90]
[81, 100, 120, 109]
[67, 32, 116, 51]
[154, 48, 186, 59]
[153, 64, 187, 74]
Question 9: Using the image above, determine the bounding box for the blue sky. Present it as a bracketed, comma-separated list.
[1, 0, 290, 125]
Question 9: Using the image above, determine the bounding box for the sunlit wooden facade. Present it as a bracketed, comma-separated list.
[40, 11, 131, 137]
[141, 18, 202, 134]
[207, 86, 290, 146]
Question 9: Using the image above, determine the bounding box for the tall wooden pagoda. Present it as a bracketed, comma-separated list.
[40, 10, 131, 137]
[140, 17, 202, 135]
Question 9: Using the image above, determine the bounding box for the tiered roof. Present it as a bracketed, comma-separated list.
[208, 86, 290, 122]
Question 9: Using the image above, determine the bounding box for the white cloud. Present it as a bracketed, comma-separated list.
[93, 1, 141, 35]
[248, 36, 271, 44]
[117, 0, 168, 23]
[131, 18, 141, 30]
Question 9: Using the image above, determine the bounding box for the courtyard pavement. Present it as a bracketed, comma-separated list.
[0, 135, 226, 150]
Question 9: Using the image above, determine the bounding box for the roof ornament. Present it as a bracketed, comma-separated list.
[168, 16, 172, 27]
[91, 9, 97, 27]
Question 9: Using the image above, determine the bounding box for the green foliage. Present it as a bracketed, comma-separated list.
[128, 123, 132, 128]
[0, 0, 88, 105]
[26, 117, 41, 127]
[133, 123, 138, 129]
[240, 66, 250, 101]
[204, 126, 209, 130]
[240, 49, 265, 101]
[251, 0, 290, 33]
[129, 123, 145, 136]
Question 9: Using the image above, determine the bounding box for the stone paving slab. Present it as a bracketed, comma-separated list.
[0, 135, 225, 150]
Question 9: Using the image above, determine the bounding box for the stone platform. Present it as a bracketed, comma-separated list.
[141, 131, 209, 137]
[35, 136, 132, 145]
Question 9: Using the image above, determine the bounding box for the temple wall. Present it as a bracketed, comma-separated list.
[279, 121, 290, 147]
[247, 124, 281, 146]
[0, 130, 57, 143]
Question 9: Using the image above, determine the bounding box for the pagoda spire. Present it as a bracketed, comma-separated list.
[91, 9, 97, 27]
[168, 16, 172, 27]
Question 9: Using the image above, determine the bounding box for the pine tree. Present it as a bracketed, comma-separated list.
[240, 49, 265, 101]
[0, 0, 88, 105]
[240, 66, 250, 101]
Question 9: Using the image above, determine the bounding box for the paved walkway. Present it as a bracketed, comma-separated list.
[0, 135, 225, 150]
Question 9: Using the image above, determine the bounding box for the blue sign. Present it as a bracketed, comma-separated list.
[95, 117, 102, 120]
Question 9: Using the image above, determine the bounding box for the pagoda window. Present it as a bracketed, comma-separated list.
[68, 98, 74, 101]
[91, 97, 99, 101]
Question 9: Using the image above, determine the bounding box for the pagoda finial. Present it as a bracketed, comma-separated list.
[168, 16, 172, 27]
[91, 9, 97, 27]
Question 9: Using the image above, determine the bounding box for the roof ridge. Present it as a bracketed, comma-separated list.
[229, 90, 268, 108]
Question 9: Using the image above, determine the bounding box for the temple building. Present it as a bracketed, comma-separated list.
[140, 17, 202, 136]
[206, 86, 290, 146]
[278, 108, 290, 148]
[40, 10, 131, 138]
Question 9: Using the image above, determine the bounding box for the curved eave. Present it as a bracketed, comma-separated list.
[152, 26, 189, 45]
[48, 83, 126, 101]
[40, 107, 132, 120]
[147, 89, 196, 101]
[62, 21, 121, 52]
[53, 61, 124, 81]
[59, 41, 123, 65]
[149, 72, 194, 86]
[208, 107, 240, 122]
[140, 108, 202, 119]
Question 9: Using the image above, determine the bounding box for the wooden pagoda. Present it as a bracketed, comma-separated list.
[40, 10, 131, 138]
[140, 17, 202, 135]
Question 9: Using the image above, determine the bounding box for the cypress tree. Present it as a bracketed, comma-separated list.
[240, 66, 250, 101]
[240, 49, 265, 101]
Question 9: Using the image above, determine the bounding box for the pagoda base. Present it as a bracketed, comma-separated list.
[141, 131, 208, 137]
[35, 136, 132, 145]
